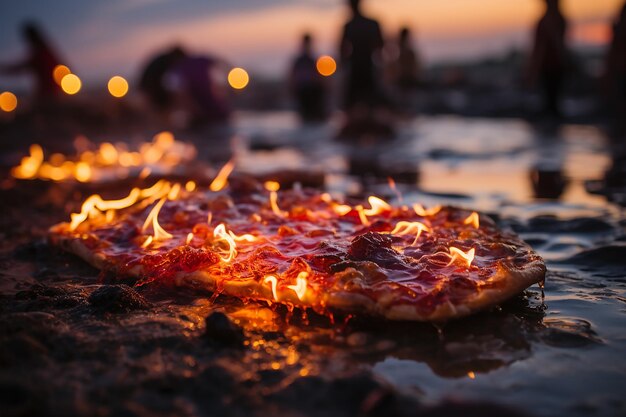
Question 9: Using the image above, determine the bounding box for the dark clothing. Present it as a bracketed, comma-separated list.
[175, 56, 230, 123]
[140, 53, 179, 110]
[530, 8, 567, 116]
[340, 14, 384, 108]
[291, 53, 326, 120]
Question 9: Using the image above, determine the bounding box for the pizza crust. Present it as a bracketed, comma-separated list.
[50, 233, 546, 322]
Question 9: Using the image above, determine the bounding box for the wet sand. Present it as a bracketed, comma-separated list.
[0, 112, 624, 417]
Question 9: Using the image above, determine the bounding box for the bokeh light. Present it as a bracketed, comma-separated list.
[52, 65, 71, 85]
[107, 76, 129, 98]
[316, 56, 337, 77]
[61, 74, 82, 95]
[0, 91, 18, 112]
[228, 67, 249, 90]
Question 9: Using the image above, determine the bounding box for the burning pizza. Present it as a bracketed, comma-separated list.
[48, 173, 545, 321]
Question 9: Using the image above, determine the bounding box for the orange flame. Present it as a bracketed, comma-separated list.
[447, 247, 475, 268]
[213, 223, 237, 262]
[265, 181, 286, 217]
[363, 196, 391, 216]
[264, 275, 278, 301]
[11, 134, 196, 183]
[355, 205, 370, 226]
[142, 198, 173, 242]
[228, 231, 257, 243]
[413, 204, 442, 217]
[185, 181, 196, 192]
[210, 160, 235, 192]
[11, 144, 44, 179]
[333, 204, 352, 216]
[389, 221, 431, 245]
[464, 212, 480, 229]
[287, 272, 308, 301]
[70, 188, 142, 230]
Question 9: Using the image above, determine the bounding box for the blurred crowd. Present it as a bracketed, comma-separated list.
[1, 0, 626, 136]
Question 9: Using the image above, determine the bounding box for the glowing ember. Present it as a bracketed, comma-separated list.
[209, 160, 235, 192]
[287, 272, 308, 301]
[12, 144, 44, 179]
[185, 181, 196, 192]
[447, 247, 475, 268]
[11, 133, 196, 183]
[464, 212, 480, 229]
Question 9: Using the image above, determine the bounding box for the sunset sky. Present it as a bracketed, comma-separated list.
[1, 0, 623, 87]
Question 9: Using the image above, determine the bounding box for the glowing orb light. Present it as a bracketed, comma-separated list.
[0, 91, 18, 112]
[52, 65, 71, 85]
[107, 76, 129, 98]
[316, 55, 337, 77]
[228, 67, 249, 90]
[61, 74, 82, 95]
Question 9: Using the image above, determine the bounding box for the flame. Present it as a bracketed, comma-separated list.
[11, 134, 196, 183]
[356, 205, 370, 226]
[447, 247, 475, 268]
[213, 223, 237, 262]
[468, 371, 476, 379]
[11, 144, 44, 179]
[70, 188, 142, 231]
[333, 204, 352, 216]
[413, 204, 442, 217]
[264, 275, 278, 301]
[142, 198, 173, 242]
[186, 232, 194, 245]
[210, 160, 235, 192]
[141, 235, 153, 248]
[185, 181, 196, 192]
[388, 177, 403, 202]
[363, 196, 391, 216]
[464, 212, 480, 229]
[287, 271, 308, 301]
[228, 231, 257, 243]
[389, 221, 431, 245]
[167, 183, 181, 200]
[265, 181, 286, 217]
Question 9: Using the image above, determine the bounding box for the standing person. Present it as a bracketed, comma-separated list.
[339, 0, 384, 110]
[605, 2, 626, 136]
[1, 22, 64, 100]
[389, 27, 420, 113]
[290, 33, 327, 121]
[528, 0, 568, 118]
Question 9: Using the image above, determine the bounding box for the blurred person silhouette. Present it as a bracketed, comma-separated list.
[1, 22, 63, 100]
[139, 46, 186, 114]
[389, 27, 420, 113]
[289, 33, 327, 121]
[605, 2, 626, 136]
[527, 0, 568, 118]
[340, 0, 384, 110]
[174, 53, 231, 126]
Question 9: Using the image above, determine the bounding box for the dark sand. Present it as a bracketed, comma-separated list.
[0, 112, 624, 417]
